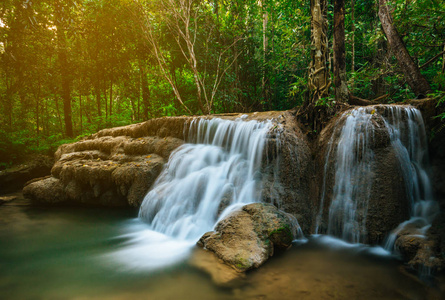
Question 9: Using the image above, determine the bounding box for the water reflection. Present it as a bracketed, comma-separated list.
[0, 196, 443, 299]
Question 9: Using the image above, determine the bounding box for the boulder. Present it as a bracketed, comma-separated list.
[24, 136, 173, 207]
[315, 106, 411, 244]
[0, 155, 53, 194]
[396, 235, 444, 274]
[23, 177, 67, 204]
[261, 111, 315, 235]
[197, 203, 300, 272]
[189, 247, 247, 287]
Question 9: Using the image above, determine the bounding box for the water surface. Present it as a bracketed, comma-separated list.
[0, 195, 443, 300]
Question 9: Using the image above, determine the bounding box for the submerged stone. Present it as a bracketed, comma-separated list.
[197, 203, 300, 272]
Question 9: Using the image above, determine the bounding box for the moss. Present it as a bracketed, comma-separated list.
[268, 224, 294, 245]
[234, 255, 251, 271]
[269, 224, 291, 237]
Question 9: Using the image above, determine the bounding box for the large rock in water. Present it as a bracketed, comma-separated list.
[0, 155, 53, 194]
[261, 112, 315, 235]
[22, 115, 194, 206]
[23, 135, 182, 207]
[197, 203, 300, 272]
[315, 105, 411, 244]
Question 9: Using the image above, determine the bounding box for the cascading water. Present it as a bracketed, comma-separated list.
[325, 108, 376, 243]
[139, 117, 271, 239]
[383, 107, 438, 251]
[319, 105, 437, 247]
[109, 117, 272, 270]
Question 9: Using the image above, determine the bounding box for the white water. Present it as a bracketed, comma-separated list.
[109, 117, 272, 270]
[321, 106, 437, 248]
[383, 107, 438, 251]
[326, 108, 376, 243]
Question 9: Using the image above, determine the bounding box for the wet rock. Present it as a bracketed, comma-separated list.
[366, 145, 411, 244]
[395, 235, 426, 262]
[392, 219, 445, 274]
[316, 106, 411, 244]
[198, 203, 299, 272]
[0, 195, 18, 205]
[0, 155, 53, 194]
[25, 134, 177, 206]
[261, 111, 315, 235]
[189, 247, 247, 287]
[23, 177, 67, 204]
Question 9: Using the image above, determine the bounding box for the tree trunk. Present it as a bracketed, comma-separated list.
[333, 0, 349, 102]
[54, 96, 63, 134]
[55, 1, 73, 137]
[5, 83, 13, 132]
[79, 94, 83, 134]
[308, 0, 330, 103]
[35, 81, 41, 142]
[35, 92, 40, 140]
[351, 0, 355, 74]
[442, 44, 445, 74]
[261, 0, 268, 106]
[378, 0, 431, 98]
[60, 54, 73, 137]
[104, 79, 108, 120]
[141, 67, 150, 120]
[95, 83, 101, 117]
[109, 79, 113, 117]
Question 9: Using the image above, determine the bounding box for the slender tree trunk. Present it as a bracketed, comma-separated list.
[104, 79, 108, 120]
[44, 98, 48, 136]
[351, 0, 355, 74]
[54, 96, 63, 134]
[442, 44, 445, 74]
[55, 1, 73, 137]
[84, 96, 92, 124]
[79, 95, 82, 134]
[35, 87, 40, 141]
[378, 0, 431, 97]
[60, 54, 73, 137]
[5, 84, 13, 132]
[308, 0, 330, 103]
[109, 80, 113, 117]
[261, 0, 268, 105]
[141, 63, 150, 120]
[333, 0, 349, 102]
[95, 83, 101, 117]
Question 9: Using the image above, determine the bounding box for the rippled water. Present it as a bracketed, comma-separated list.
[1, 195, 443, 300]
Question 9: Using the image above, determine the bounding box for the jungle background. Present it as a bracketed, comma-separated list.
[0, 0, 444, 167]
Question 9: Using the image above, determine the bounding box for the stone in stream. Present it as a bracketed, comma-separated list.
[197, 203, 300, 273]
[0, 154, 53, 194]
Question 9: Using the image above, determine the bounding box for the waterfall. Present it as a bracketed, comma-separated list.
[109, 117, 272, 270]
[383, 107, 438, 251]
[139, 117, 271, 240]
[321, 105, 437, 245]
[326, 108, 376, 243]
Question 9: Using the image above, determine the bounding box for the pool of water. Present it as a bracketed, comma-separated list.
[0, 194, 443, 300]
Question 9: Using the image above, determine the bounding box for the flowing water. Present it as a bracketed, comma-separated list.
[382, 107, 439, 251]
[326, 108, 375, 243]
[319, 106, 438, 246]
[111, 117, 272, 270]
[1, 195, 443, 299]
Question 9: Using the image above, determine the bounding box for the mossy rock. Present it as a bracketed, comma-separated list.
[198, 203, 301, 272]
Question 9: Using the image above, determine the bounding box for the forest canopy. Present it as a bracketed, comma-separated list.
[0, 0, 444, 166]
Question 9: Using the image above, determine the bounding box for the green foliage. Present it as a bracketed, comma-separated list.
[0, 0, 444, 165]
[315, 97, 335, 108]
[433, 91, 445, 120]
